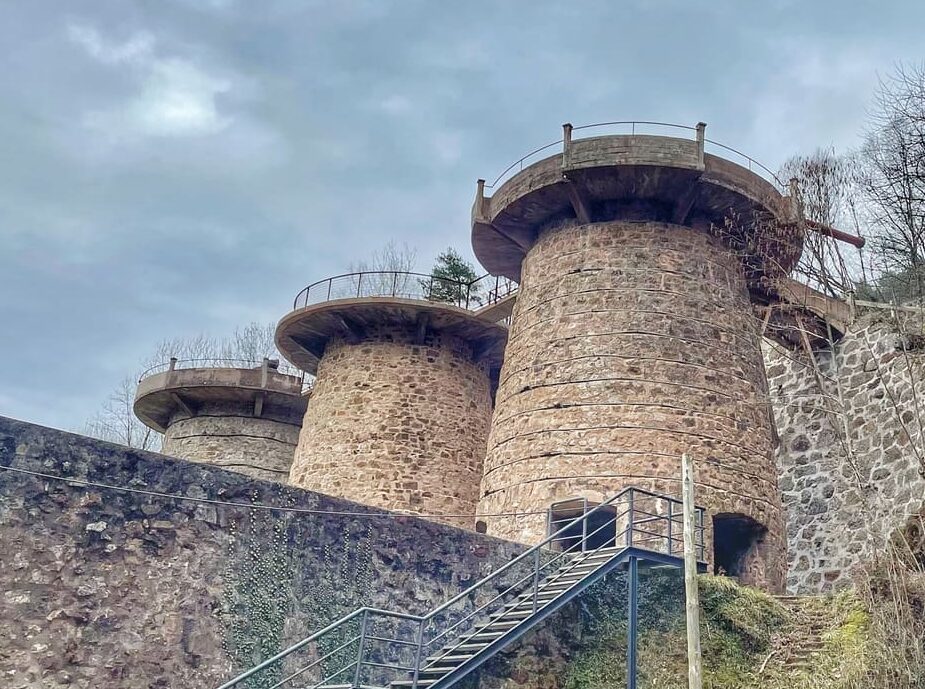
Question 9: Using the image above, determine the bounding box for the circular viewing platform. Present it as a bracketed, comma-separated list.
[471, 121, 803, 291]
[134, 358, 310, 433]
[276, 272, 515, 375]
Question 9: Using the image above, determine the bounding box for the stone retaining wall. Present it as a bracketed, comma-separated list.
[765, 309, 925, 592]
[0, 416, 529, 689]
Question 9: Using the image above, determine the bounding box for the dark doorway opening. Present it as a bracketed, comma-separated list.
[713, 513, 766, 579]
[547, 498, 617, 552]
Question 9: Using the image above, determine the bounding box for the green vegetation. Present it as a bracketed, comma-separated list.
[422, 248, 482, 305]
[559, 573, 883, 689]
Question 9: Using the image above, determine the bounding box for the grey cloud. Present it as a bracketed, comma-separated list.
[2, 0, 924, 431]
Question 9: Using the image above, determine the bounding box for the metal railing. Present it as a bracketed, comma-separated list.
[292, 272, 518, 312]
[483, 120, 783, 191]
[137, 357, 313, 393]
[215, 487, 705, 689]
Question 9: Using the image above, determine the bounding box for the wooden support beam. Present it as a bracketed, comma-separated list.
[170, 392, 195, 419]
[489, 222, 534, 252]
[414, 313, 430, 345]
[672, 177, 701, 224]
[253, 391, 265, 418]
[337, 316, 364, 343]
[563, 176, 592, 224]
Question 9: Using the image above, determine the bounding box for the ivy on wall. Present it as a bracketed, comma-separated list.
[221, 491, 296, 689]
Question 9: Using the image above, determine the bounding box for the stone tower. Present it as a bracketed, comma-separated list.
[472, 123, 802, 591]
[134, 358, 308, 482]
[276, 272, 509, 527]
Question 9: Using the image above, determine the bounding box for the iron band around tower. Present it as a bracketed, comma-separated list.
[472, 122, 798, 591]
[133, 358, 309, 482]
[276, 271, 512, 528]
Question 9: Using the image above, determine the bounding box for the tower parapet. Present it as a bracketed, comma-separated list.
[276, 271, 511, 527]
[134, 358, 308, 482]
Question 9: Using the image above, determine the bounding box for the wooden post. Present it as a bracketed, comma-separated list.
[682, 453, 703, 689]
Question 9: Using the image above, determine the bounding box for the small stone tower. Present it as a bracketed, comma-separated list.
[472, 122, 802, 591]
[134, 358, 308, 482]
[276, 272, 509, 527]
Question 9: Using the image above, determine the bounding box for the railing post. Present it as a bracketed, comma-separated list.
[326, 279, 332, 302]
[353, 609, 369, 688]
[581, 497, 588, 552]
[627, 555, 639, 689]
[168, 357, 178, 372]
[695, 122, 706, 167]
[532, 549, 541, 613]
[391, 272, 398, 298]
[667, 499, 674, 556]
[411, 618, 425, 689]
[626, 490, 634, 547]
[562, 122, 573, 168]
[356, 273, 363, 298]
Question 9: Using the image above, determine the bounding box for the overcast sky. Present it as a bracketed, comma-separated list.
[2, 0, 923, 433]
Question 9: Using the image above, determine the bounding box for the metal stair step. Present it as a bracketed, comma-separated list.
[391, 680, 437, 688]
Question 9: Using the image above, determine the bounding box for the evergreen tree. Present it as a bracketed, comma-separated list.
[422, 248, 483, 306]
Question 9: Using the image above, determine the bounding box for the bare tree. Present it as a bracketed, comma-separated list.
[83, 321, 289, 451]
[348, 240, 419, 297]
[858, 63, 925, 303]
[84, 377, 162, 451]
[779, 148, 864, 297]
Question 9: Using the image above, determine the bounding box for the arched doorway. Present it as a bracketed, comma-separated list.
[713, 513, 768, 586]
[547, 497, 618, 552]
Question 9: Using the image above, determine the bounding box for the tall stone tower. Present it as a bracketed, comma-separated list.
[134, 358, 308, 482]
[276, 273, 509, 527]
[472, 123, 801, 590]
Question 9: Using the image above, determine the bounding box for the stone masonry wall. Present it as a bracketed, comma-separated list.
[0, 415, 541, 689]
[765, 308, 925, 593]
[289, 325, 494, 528]
[479, 220, 785, 591]
[162, 401, 300, 482]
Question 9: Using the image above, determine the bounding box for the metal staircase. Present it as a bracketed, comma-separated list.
[217, 488, 706, 689]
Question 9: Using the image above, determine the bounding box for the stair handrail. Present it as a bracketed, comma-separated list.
[420, 486, 645, 624]
[215, 607, 420, 689]
[215, 486, 704, 689]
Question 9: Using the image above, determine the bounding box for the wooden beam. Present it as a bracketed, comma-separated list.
[672, 177, 701, 224]
[169, 392, 195, 419]
[414, 312, 430, 345]
[336, 316, 364, 343]
[563, 176, 592, 224]
[489, 222, 534, 252]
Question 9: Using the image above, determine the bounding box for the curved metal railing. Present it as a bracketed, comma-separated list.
[292, 271, 518, 312]
[137, 357, 312, 392]
[483, 120, 784, 191]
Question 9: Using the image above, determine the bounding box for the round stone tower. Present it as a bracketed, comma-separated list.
[276, 273, 509, 528]
[134, 358, 308, 482]
[472, 122, 803, 591]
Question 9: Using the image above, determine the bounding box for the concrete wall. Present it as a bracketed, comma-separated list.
[480, 220, 785, 590]
[289, 325, 494, 528]
[765, 309, 925, 593]
[0, 416, 530, 689]
[162, 401, 300, 482]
